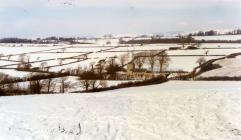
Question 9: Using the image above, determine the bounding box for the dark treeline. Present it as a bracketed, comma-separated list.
[197, 76, 241, 81]
[121, 37, 241, 44]
[189, 29, 241, 36]
[121, 36, 194, 44]
[0, 72, 71, 85]
[0, 38, 33, 43]
[0, 37, 91, 44]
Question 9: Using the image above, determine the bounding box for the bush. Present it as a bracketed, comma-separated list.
[186, 46, 199, 50]
[79, 70, 101, 80]
[169, 47, 181, 50]
[29, 80, 42, 94]
[0, 88, 6, 96]
[200, 63, 221, 73]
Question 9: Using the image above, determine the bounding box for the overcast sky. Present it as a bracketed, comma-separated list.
[0, 0, 241, 37]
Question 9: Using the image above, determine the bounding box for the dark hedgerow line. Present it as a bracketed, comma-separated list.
[74, 76, 168, 93]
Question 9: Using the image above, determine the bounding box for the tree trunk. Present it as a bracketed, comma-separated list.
[47, 79, 51, 93]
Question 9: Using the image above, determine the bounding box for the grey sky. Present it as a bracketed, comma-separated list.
[0, 0, 240, 37]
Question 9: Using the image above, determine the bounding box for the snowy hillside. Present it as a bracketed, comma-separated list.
[199, 55, 241, 78]
[193, 35, 241, 41]
[0, 81, 241, 140]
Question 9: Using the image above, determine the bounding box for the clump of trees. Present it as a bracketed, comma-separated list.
[79, 70, 106, 91]
[105, 58, 123, 79]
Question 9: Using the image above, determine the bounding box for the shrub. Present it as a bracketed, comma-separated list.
[29, 80, 42, 94]
[169, 47, 181, 50]
[186, 46, 199, 50]
[0, 88, 6, 96]
[200, 63, 221, 73]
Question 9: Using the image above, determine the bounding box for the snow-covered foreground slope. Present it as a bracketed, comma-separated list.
[0, 81, 241, 140]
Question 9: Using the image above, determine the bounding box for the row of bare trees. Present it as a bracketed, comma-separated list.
[133, 51, 170, 72]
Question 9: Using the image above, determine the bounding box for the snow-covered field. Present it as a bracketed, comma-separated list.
[199, 55, 241, 78]
[193, 35, 241, 41]
[0, 81, 241, 140]
[167, 56, 220, 71]
[200, 43, 241, 49]
[1, 42, 241, 75]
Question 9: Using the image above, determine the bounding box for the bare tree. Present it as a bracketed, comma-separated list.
[89, 62, 95, 72]
[18, 54, 30, 69]
[119, 54, 128, 67]
[29, 80, 42, 94]
[19, 54, 26, 63]
[134, 56, 146, 70]
[99, 80, 107, 88]
[205, 50, 209, 56]
[59, 59, 63, 66]
[59, 77, 73, 93]
[84, 80, 104, 91]
[89, 80, 98, 90]
[96, 60, 105, 75]
[76, 66, 83, 75]
[7, 54, 12, 60]
[42, 78, 57, 93]
[178, 35, 185, 49]
[80, 80, 91, 91]
[40, 62, 48, 71]
[196, 57, 206, 66]
[196, 43, 202, 48]
[105, 58, 121, 79]
[147, 51, 157, 72]
[61, 48, 66, 53]
[157, 51, 170, 72]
